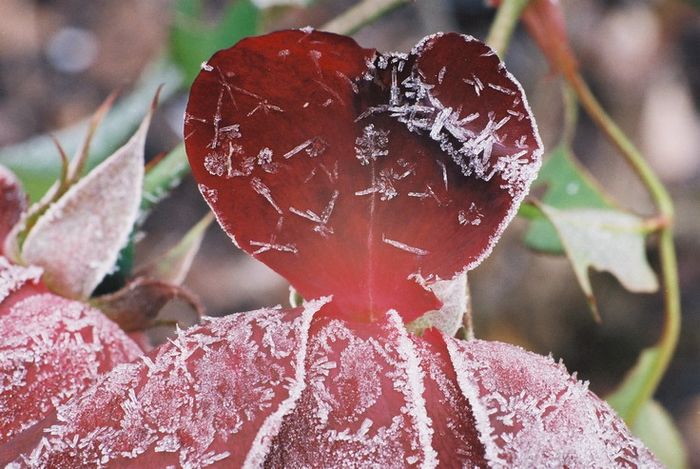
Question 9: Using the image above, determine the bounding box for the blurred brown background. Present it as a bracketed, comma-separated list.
[1, 0, 699, 463]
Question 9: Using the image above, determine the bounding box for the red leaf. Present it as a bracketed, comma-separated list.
[3, 303, 659, 467]
[91, 277, 204, 332]
[185, 30, 542, 323]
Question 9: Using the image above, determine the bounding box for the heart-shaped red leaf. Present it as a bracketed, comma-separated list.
[185, 30, 542, 322]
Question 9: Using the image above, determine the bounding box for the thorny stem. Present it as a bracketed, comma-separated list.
[567, 70, 680, 424]
[321, 0, 411, 35]
[486, 0, 531, 57]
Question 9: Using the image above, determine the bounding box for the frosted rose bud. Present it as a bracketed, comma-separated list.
[2, 300, 659, 467]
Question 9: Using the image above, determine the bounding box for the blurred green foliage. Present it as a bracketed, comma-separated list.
[170, 0, 260, 84]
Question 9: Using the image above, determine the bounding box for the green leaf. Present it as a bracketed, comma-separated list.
[607, 347, 662, 422]
[538, 205, 658, 319]
[609, 383, 688, 469]
[142, 144, 190, 214]
[631, 400, 688, 469]
[525, 145, 613, 253]
[170, 0, 259, 84]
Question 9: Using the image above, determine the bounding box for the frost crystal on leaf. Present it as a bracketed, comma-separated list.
[289, 191, 339, 237]
[355, 124, 389, 166]
[382, 235, 429, 256]
[250, 177, 283, 215]
[21, 104, 152, 300]
[204, 151, 231, 177]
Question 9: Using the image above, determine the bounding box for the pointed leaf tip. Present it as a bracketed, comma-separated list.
[136, 212, 214, 285]
[185, 30, 542, 322]
[21, 99, 156, 299]
[67, 90, 120, 185]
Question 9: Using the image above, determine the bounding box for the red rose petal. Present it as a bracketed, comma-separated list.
[4, 302, 659, 467]
[444, 337, 660, 467]
[1, 300, 326, 467]
[416, 329, 486, 466]
[185, 30, 542, 323]
[265, 312, 442, 467]
[0, 260, 141, 442]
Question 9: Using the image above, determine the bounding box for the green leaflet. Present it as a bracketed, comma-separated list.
[170, 0, 260, 84]
[142, 144, 190, 214]
[606, 346, 688, 468]
[537, 205, 658, 319]
[525, 145, 613, 253]
[630, 400, 688, 469]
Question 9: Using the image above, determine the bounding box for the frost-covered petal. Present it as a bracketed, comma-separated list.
[0, 257, 43, 307]
[264, 311, 441, 467]
[4, 301, 658, 468]
[185, 30, 542, 323]
[444, 337, 661, 468]
[2, 300, 326, 467]
[0, 261, 141, 442]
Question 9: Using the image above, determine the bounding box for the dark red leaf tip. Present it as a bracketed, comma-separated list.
[185, 30, 542, 323]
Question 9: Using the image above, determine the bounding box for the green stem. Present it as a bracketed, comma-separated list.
[567, 73, 674, 217]
[567, 70, 680, 424]
[321, 0, 410, 35]
[486, 0, 531, 57]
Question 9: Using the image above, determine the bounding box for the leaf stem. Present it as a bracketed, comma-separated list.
[321, 0, 410, 35]
[566, 70, 680, 424]
[486, 0, 531, 57]
[461, 275, 475, 341]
